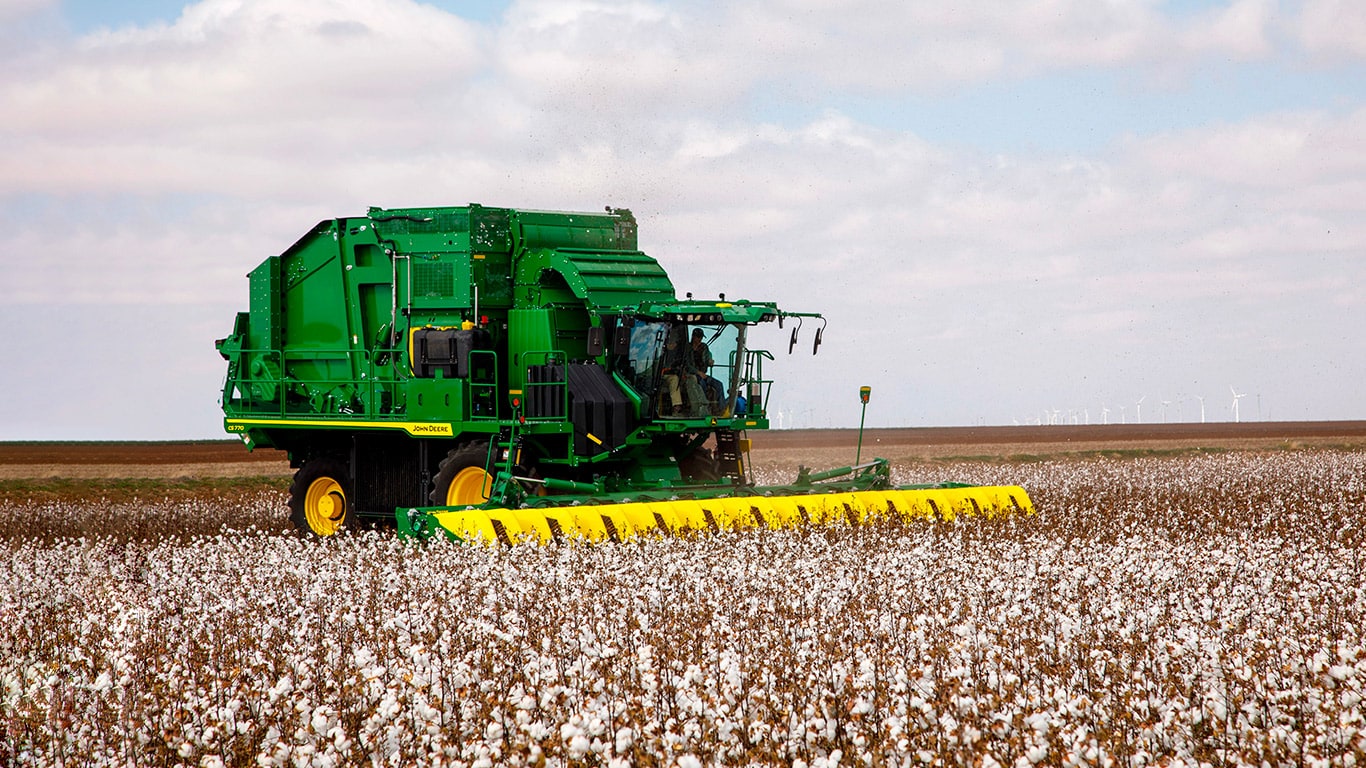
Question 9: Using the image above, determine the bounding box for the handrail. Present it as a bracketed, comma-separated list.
[739, 347, 773, 418]
[519, 350, 568, 423]
[468, 349, 500, 421]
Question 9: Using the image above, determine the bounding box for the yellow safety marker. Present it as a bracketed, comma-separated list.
[511, 508, 555, 544]
[538, 507, 580, 542]
[610, 502, 662, 537]
[431, 508, 513, 545]
[665, 499, 717, 532]
[763, 496, 808, 528]
[647, 500, 699, 533]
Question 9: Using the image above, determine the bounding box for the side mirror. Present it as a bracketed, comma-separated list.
[612, 325, 630, 355]
[788, 326, 799, 354]
[812, 326, 823, 355]
[586, 326, 605, 357]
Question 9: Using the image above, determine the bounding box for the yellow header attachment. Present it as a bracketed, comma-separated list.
[423, 485, 1034, 546]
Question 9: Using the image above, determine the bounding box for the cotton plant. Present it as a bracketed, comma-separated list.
[0, 450, 1363, 766]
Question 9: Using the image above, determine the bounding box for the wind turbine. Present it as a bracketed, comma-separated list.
[1195, 395, 1206, 424]
[1161, 400, 1171, 423]
[1101, 404, 1110, 425]
[1135, 395, 1146, 424]
[1230, 386, 1247, 423]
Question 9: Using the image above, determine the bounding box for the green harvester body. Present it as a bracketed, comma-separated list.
[219, 204, 1033, 539]
[215, 205, 901, 534]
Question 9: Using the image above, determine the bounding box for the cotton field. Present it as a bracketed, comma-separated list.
[2, 451, 1364, 767]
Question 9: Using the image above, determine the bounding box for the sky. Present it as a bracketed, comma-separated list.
[1, 0, 1364, 440]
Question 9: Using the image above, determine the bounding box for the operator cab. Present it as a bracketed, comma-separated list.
[614, 318, 743, 419]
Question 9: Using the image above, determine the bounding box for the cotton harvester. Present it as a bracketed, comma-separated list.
[216, 204, 1032, 542]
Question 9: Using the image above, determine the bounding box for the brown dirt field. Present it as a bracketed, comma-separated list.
[748, 421, 1366, 469]
[0, 441, 292, 480]
[3, 421, 1364, 481]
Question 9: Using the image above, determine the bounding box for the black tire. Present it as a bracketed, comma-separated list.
[430, 441, 494, 507]
[678, 447, 720, 483]
[287, 458, 354, 537]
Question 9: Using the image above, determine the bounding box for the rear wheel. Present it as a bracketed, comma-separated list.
[288, 458, 354, 536]
[431, 442, 494, 506]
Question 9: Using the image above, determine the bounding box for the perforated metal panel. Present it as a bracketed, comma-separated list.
[413, 260, 455, 299]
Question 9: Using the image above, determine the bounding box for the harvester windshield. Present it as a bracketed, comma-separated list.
[619, 318, 745, 418]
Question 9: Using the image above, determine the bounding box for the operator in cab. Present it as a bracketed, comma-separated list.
[689, 328, 724, 411]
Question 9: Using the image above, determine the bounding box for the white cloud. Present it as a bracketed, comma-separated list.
[1295, 0, 1366, 58]
[2, 0, 1365, 435]
[0, 0, 484, 193]
[0, 0, 51, 21]
[656, 0, 1282, 94]
[1178, 0, 1276, 60]
[1130, 108, 1366, 190]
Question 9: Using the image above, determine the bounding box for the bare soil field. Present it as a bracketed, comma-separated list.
[750, 420, 1366, 469]
[3, 421, 1363, 483]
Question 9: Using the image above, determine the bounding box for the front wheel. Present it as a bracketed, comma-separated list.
[430, 442, 494, 507]
[288, 458, 354, 536]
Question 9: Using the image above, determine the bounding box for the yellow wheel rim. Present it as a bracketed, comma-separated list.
[304, 476, 347, 536]
[447, 466, 492, 506]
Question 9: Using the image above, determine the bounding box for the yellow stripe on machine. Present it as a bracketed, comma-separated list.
[226, 417, 453, 438]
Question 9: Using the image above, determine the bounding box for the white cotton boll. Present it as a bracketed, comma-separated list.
[328, 727, 351, 752]
[1026, 745, 1049, 764]
[569, 734, 591, 758]
[615, 726, 634, 752]
[1204, 697, 1226, 721]
[677, 756, 702, 768]
[560, 723, 582, 743]
[268, 676, 293, 702]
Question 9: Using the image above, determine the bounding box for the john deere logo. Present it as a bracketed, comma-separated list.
[407, 423, 453, 436]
